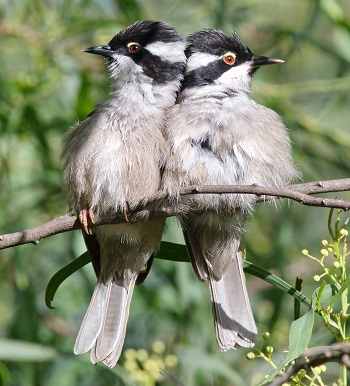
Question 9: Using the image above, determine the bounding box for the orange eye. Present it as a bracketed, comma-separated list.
[223, 54, 235, 66]
[128, 43, 141, 54]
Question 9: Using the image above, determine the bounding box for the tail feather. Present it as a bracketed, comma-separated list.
[208, 251, 257, 350]
[74, 273, 137, 366]
[101, 282, 135, 367]
[74, 280, 109, 355]
[91, 274, 137, 364]
[183, 222, 257, 350]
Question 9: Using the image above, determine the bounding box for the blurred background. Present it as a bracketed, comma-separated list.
[0, 0, 350, 385]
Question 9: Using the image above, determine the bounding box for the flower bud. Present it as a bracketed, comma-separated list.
[263, 332, 270, 340]
[152, 340, 165, 354]
[164, 354, 178, 368]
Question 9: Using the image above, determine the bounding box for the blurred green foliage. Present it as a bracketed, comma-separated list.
[1, 0, 350, 385]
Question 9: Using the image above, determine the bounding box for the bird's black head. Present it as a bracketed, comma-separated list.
[83, 21, 186, 85]
[182, 29, 283, 91]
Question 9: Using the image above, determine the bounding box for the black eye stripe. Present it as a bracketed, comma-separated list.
[181, 49, 253, 90]
[181, 61, 233, 90]
[125, 48, 185, 84]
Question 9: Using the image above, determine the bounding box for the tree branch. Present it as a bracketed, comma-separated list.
[1, 178, 350, 251]
[178, 179, 350, 209]
[268, 343, 350, 386]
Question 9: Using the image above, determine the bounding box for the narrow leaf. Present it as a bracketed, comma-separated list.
[45, 242, 311, 309]
[156, 241, 189, 262]
[258, 308, 314, 385]
[330, 277, 350, 307]
[312, 283, 339, 311]
[45, 252, 90, 309]
[243, 261, 312, 307]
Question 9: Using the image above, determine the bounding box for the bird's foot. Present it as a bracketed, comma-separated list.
[79, 208, 95, 235]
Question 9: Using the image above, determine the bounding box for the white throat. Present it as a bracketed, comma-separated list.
[215, 62, 252, 92]
[107, 57, 182, 113]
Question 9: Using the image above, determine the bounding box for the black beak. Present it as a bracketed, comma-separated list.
[82, 45, 114, 58]
[250, 55, 284, 68]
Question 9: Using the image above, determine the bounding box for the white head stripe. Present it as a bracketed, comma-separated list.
[145, 41, 186, 64]
[186, 52, 217, 73]
[127, 42, 139, 47]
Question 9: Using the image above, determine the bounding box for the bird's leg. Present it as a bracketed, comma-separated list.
[123, 201, 130, 224]
[79, 208, 95, 235]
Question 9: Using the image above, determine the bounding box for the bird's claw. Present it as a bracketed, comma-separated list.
[123, 201, 130, 224]
[79, 208, 95, 235]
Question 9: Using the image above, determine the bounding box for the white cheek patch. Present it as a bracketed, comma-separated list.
[215, 62, 251, 90]
[186, 52, 217, 73]
[145, 41, 186, 63]
[109, 54, 133, 69]
[109, 55, 142, 76]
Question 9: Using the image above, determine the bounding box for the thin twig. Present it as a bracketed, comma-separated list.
[268, 343, 350, 386]
[1, 179, 350, 251]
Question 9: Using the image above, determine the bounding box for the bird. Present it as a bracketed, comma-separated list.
[61, 20, 186, 367]
[161, 28, 300, 351]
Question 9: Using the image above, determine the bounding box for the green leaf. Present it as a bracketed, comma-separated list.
[243, 261, 312, 308]
[259, 284, 342, 384]
[45, 252, 90, 309]
[156, 241, 189, 262]
[312, 284, 342, 329]
[45, 241, 312, 310]
[330, 278, 350, 308]
[257, 307, 314, 385]
[312, 283, 339, 311]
